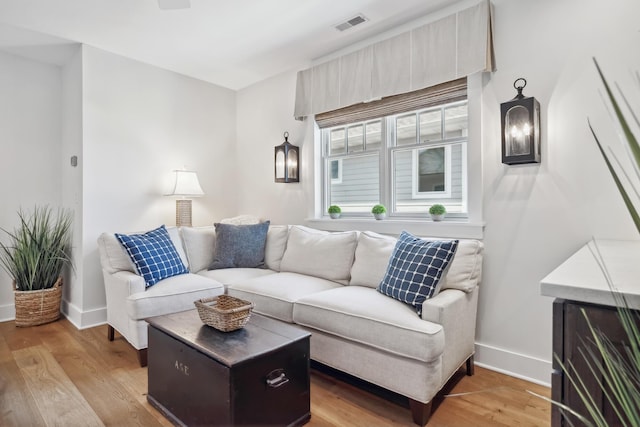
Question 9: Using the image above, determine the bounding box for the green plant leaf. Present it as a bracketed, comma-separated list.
[0, 206, 73, 291]
[593, 58, 640, 169]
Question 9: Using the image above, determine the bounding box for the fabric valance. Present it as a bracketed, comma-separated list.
[294, 0, 495, 120]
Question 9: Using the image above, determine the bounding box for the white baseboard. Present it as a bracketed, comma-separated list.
[0, 303, 15, 322]
[0, 300, 105, 330]
[475, 341, 552, 387]
[61, 300, 107, 330]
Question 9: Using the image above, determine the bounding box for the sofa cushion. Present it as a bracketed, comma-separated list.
[126, 273, 224, 320]
[440, 239, 484, 292]
[198, 267, 276, 286]
[209, 221, 270, 269]
[378, 232, 458, 315]
[226, 272, 342, 323]
[349, 231, 396, 288]
[265, 225, 289, 271]
[293, 286, 444, 363]
[279, 226, 357, 284]
[116, 225, 189, 288]
[98, 226, 187, 275]
[180, 226, 215, 273]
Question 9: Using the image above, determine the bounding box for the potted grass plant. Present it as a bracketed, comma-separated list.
[0, 206, 73, 327]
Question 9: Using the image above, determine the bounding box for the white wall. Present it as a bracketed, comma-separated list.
[77, 46, 238, 325]
[477, 0, 640, 384]
[0, 51, 63, 321]
[60, 46, 84, 322]
[236, 0, 640, 384]
[236, 70, 311, 224]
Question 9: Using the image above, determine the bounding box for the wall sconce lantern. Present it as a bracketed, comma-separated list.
[274, 131, 299, 183]
[501, 78, 541, 165]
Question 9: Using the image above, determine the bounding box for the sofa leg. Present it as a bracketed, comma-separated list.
[409, 399, 432, 426]
[466, 355, 475, 376]
[138, 349, 148, 367]
[107, 325, 115, 341]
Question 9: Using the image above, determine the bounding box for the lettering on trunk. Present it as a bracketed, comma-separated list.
[175, 360, 190, 376]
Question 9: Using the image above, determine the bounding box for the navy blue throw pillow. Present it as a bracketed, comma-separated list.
[116, 225, 188, 288]
[378, 231, 458, 315]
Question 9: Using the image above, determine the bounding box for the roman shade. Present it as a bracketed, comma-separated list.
[315, 77, 467, 129]
[294, 0, 495, 120]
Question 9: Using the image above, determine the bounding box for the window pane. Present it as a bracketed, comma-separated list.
[331, 160, 340, 180]
[396, 113, 417, 146]
[393, 143, 465, 213]
[347, 125, 364, 153]
[330, 129, 346, 155]
[365, 121, 382, 150]
[419, 110, 442, 142]
[417, 147, 445, 192]
[329, 154, 379, 213]
[444, 104, 468, 139]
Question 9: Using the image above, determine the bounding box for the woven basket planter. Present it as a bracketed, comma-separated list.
[14, 277, 63, 327]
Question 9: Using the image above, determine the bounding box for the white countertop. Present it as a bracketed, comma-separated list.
[540, 239, 640, 310]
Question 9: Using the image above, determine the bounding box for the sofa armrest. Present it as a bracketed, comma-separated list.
[105, 271, 146, 296]
[421, 286, 479, 379]
[103, 270, 145, 329]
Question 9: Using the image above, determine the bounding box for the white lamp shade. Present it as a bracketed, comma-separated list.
[167, 170, 204, 197]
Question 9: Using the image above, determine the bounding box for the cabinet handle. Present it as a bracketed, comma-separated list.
[266, 369, 289, 388]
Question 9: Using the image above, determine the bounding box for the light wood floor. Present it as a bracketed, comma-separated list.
[0, 319, 550, 426]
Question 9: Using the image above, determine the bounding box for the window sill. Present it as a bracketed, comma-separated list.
[305, 217, 484, 239]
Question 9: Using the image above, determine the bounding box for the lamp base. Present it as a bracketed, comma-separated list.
[176, 199, 192, 227]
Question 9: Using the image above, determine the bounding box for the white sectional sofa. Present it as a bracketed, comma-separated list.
[97, 223, 483, 425]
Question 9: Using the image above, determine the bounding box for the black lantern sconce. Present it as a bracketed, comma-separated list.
[501, 78, 541, 165]
[274, 131, 299, 183]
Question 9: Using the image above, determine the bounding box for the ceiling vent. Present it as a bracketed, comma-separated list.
[158, 0, 191, 10]
[335, 14, 368, 32]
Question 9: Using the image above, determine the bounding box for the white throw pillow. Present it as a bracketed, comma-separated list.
[220, 215, 261, 225]
[98, 226, 188, 274]
[279, 226, 357, 284]
[440, 239, 484, 292]
[180, 226, 216, 273]
[349, 231, 397, 288]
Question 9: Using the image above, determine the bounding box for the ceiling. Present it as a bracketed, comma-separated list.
[0, 0, 457, 90]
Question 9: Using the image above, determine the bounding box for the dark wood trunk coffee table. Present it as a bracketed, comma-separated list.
[146, 309, 311, 426]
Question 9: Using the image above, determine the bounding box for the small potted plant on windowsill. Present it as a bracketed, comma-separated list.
[429, 204, 446, 222]
[371, 204, 386, 220]
[328, 205, 341, 219]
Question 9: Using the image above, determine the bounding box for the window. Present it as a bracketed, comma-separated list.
[321, 99, 468, 218]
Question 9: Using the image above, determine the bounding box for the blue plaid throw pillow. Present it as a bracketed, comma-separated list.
[378, 231, 458, 315]
[116, 225, 188, 288]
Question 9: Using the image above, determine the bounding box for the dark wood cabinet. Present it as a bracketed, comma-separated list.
[552, 298, 638, 427]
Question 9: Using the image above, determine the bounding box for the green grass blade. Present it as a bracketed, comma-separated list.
[593, 58, 640, 168]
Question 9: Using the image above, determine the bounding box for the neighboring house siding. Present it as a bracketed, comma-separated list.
[330, 154, 379, 206]
[395, 144, 463, 208]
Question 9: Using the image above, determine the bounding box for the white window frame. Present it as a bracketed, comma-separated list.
[309, 73, 484, 240]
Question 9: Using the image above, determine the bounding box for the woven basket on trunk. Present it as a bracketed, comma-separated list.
[194, 294, 254, 332]
[14, 277, 63, 327]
